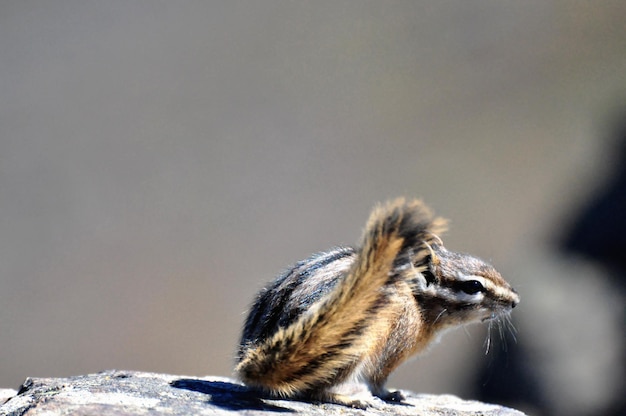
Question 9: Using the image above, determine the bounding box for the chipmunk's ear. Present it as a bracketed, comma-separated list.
[408, 240, 441, 290]
[421, 240, 440, 267]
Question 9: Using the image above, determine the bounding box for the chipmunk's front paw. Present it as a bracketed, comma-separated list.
[377, 389, 405, 403]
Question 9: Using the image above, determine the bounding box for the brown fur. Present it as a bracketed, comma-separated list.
[235, 198, 518, 407]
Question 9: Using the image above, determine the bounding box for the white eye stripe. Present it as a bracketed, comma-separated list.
[456, 292, 484, 303]
[456, 274, 488, 285]
[491, 285, 517, 300]
[431, 287, 484, 303]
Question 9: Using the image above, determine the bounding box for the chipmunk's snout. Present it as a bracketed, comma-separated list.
[510, 290, 520, 309]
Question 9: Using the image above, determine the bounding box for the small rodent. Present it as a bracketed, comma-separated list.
[235, 198, 519, 408]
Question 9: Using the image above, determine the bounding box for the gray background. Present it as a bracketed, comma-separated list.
[2, 2, 625, 415]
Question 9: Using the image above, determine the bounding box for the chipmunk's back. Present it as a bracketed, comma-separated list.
[238, 247, 356, 350]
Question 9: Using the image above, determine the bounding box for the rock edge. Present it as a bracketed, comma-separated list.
[0, 370, 525, 415]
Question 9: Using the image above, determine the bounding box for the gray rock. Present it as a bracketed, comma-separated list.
[0, 370, 525, 415]
[0, 390, 16, 406]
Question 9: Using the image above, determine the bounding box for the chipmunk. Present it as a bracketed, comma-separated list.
[235, 198, 519, 408]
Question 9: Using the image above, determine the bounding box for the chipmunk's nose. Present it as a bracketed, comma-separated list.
[510, 290, 520, 308]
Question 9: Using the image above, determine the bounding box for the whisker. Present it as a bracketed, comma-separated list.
[504, 314, 518, 344]
[433, 308, 447, 325]
[483, 321, 493, 355]
[496, 317, 508, 353]
[462, 325, 472, 339]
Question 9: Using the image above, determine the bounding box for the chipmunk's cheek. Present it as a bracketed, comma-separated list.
[451, 307, 488, 324]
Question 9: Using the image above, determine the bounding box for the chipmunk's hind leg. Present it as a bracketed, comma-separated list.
[319, 392, 369, 409]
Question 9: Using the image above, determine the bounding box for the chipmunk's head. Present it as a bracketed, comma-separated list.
[411, 242, 519, 329]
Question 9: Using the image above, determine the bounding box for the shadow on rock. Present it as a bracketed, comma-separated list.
[171, 378, 294, 412]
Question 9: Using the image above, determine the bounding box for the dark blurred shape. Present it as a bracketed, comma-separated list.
[561, 122, 626, 280]
[559, 115, 626, 416]
[475, 334, 547, 413]
[474, 112, 626, 415]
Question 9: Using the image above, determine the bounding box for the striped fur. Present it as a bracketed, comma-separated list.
[235, 198, 518, 407]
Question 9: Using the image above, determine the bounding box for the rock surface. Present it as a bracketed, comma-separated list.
[0, 370, 525, 415]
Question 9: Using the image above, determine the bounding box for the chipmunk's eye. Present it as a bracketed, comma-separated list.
[459, 280, 485, 295]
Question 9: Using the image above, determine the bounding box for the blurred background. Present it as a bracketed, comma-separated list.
[1, 2, 625, 415]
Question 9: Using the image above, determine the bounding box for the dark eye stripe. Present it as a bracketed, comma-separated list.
[422, 269, 437, 286]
